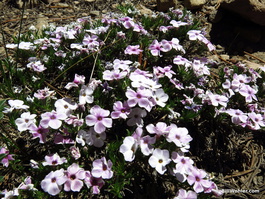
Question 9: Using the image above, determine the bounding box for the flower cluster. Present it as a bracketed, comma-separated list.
[0, 147, 14, 167]
[2, 3, 264, 199]
[41, 158, 112, 196]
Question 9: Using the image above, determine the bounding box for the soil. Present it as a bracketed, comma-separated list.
[0, 0, 265, 199]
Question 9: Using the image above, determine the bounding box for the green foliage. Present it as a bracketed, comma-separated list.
[0, 99, 6, 119]
[1, 2, 264, 199]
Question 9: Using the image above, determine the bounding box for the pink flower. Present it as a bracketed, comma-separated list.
[119, 17, 135, 29]
[173, 55, 191, 67]
[102, 69, 127, 81]
[149, 40, 162, 56]
[171, 151, 194, 175]
[0, 147, 14, 167]
[17, 176, 36, 191]
[159, 25, 172, 33]
[187, 30, 204, 41]
[239, 84, 258, 103]
[65, 115, 84, 127]
[148, 148, 171, 175]
[41, 169, 67, 196]
[27, 60, 46, 72]
[84, 171, 105, 194]
[170, 38, 185, 53]
[65, 74, 85, 90]
[146, 122, 171, 137]
[33, 87, 55, 99]
[248, 112, 265, 130]
[207, 92, 228, 107]
[187, 168, 212, 193]
[91, 157, 113, 179]
[174, 188, 197, 199]
[132, 127, 156, 156]
[124, 45, 143, 55]
[125, 87, 153, 111]
[113, 59, 132, 71]
[53, 129, 75, 144]
[70, 146, 81, 160]
[126, 107, 147, 126]
[111, 101, 131, 119]
[85, 105, 113, 133]
[170, 20, 188, 28]
[225, 109, 248, 125]
[160, 40, 172, 52]
[82, 34, 99, 49]
[40, 110, 67, 129]
[90, 127, 107, 148]
[64, 163, 86, 192]
[42, 153, 67, 166]
[166, 124, 192, 152]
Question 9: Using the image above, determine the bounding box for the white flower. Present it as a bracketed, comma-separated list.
[79, 85, 94, 105]
[119, 136, 138, 162]
[153, 89, 169, 107]
[148, 148, 171, 174]
[15, 112, 37, 132]
[55, 98, 78, 116]
[18, 41, 35, 50]
[3, 99, 29, 113]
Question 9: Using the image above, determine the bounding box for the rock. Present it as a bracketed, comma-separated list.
[243, 60, 263, 70]
[156, 0, 177, 12]
[15, 0, 39, 9]
[233, 26, 262, 43]
[136, 4, 154, 16]
[35, 14, 49, 32]
[220, 54, 230, 60]
[221, 0, 265, 26]
[184, 0, 207, 9]
[89, 11, 100, 17]
[42, 0, 62, 3]
[57, 3, 69, 7]
[0, 47, 6, 56]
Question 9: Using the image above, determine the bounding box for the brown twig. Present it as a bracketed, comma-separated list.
[224, 169, 255, 179]
[48, 16, 76, 22]
[244, 51, 265, 64]
[213, 51, 234, 65]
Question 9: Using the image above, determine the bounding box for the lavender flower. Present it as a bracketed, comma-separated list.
[41, 169, 67, 196]
[91, 157, 113, 179]
[64, 163, 86, 192]
[85, 105, 113, 134]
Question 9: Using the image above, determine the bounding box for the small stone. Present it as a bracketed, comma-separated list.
[221, 0, 265, 26]
[58, 3, 69, 7]
[184, 0, 207, 9]
[243, 60, 262, 70]
[0, 47, 5, 55]
[35, 14, 49, 32]
[220, 54, 230, 60]
[207, 55, 220, 62]
[137, 4, 154, 16]
[89, 11, 100, 17]
[85, 0, 96, 2]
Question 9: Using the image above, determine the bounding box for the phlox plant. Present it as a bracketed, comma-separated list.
[1, 3, 265, 199]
